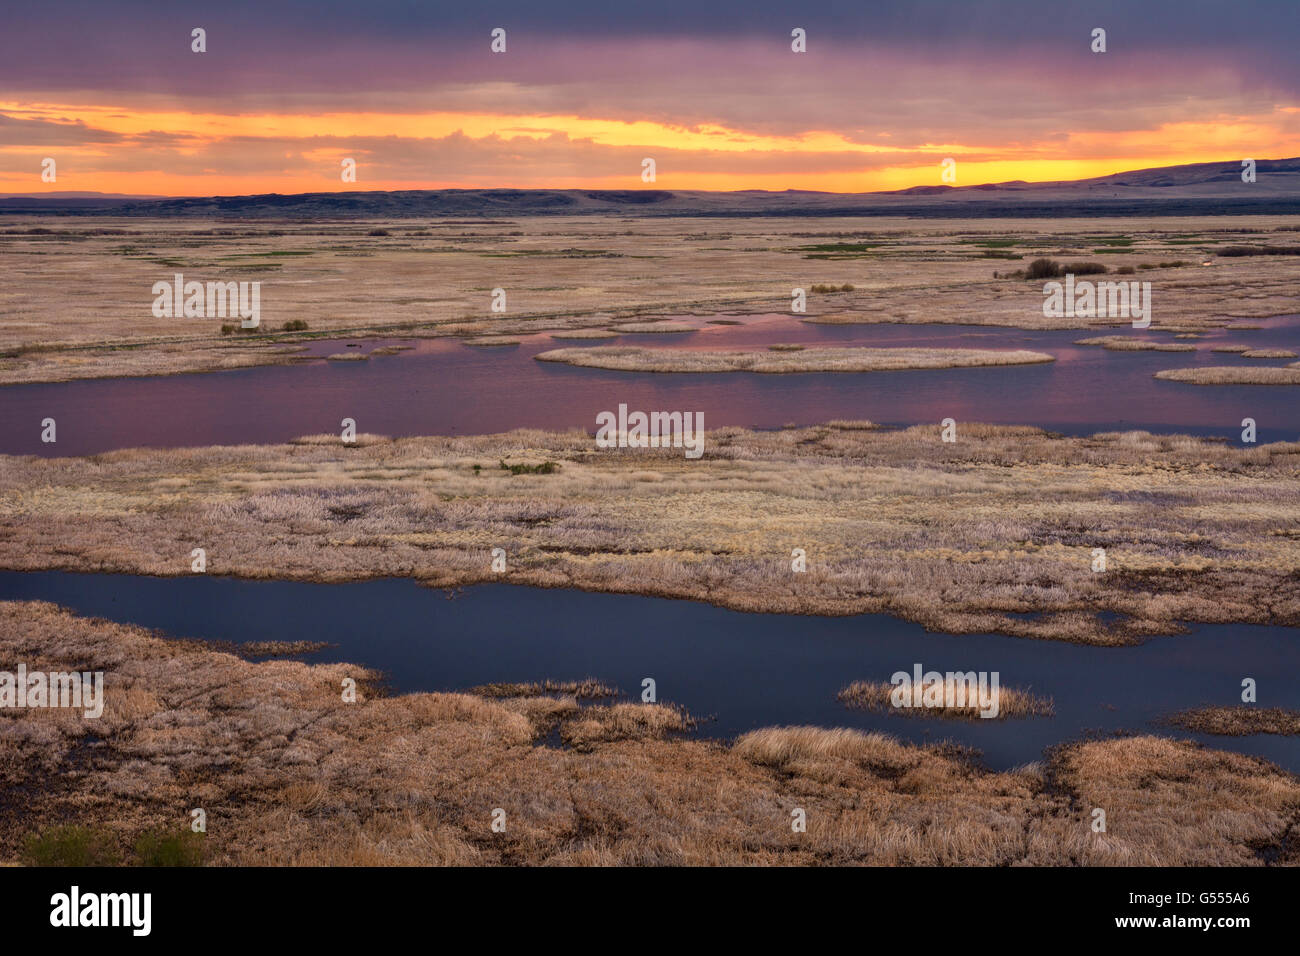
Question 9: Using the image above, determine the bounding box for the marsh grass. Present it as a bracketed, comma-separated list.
[611, 322, 693, 333]
[1163, 706, 1300, 736]
[238, 640, 333, 658]
[837, 680, 1054, 720]
[1155, 366, 1300, 385]
[3, 424, 1299, 645]
[1242, 349, 1298, 359]
[1076, 336, 1195, 352]
[534, 345, 1055, 373]
[5, 217, 1299, 385]
[471, 679, 616, 699]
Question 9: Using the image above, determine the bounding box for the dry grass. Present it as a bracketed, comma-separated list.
[1075, 336, 1195, 352]
[1155, 366, 1300, 385]
[837, 679, 1054, 719]
[3, 215, 1299, 385]
[609, 322, 694, 333]
[550, 329, 618, 339]
[463, 336, 520, 347]
[534, 345, 1055, 373]
[1163, 706, 1300, 736]
[559, 702, 691, 750]
[1242, 349, 1298, 359]
[3, 601, 1296, 867]
[238, 640, 332, 658]
[470, 679, 617, 699]
[2, 424, 1298, 645]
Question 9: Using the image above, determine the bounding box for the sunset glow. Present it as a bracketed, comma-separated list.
[1, 2, 1297, 196]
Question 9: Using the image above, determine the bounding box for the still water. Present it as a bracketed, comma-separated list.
[3, 571, 1295, 772]
[3, 314, 1297, 455]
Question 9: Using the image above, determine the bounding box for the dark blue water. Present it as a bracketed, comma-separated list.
[3, 571, 1296, 772]
[3, 314, 1298, 456]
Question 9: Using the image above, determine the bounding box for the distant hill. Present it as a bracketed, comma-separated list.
[2, 158, 1297, 219]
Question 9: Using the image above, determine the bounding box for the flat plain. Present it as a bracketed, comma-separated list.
[3, 214, 1300, 384]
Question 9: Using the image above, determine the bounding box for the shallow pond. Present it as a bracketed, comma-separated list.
[3, 314, 1298, 455]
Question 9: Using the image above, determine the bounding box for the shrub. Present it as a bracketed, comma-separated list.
[134, 828, 206, 867]
[1116, 265, 1136, 275]
[367, 228, 390, 237]
[499, 460, 559, 475]
[220, 324, 236, 335]
[281, 319, 309, 332]
[22, 825, 120, 867]
[1025, 259, 1108, 279]
[1217, 245, 1300, 257]
[1025, 258, 1062, 280]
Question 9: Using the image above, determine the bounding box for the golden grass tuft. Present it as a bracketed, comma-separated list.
[837, 679, 1054, 719]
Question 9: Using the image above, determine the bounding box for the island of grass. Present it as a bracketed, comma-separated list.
[534, 345, 1055, 373]
[837, 680, 1054, 720]
[1162, 706, 1300, 736]
[3, 424, 1298, 646]
[549, 329, 620, 339]
[1155, 366, 1300, 385]
[1075, 336, 1195, 352]
[463, 336, 521, 347]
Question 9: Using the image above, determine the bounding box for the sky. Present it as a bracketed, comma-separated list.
[1, 0, 1298, 196]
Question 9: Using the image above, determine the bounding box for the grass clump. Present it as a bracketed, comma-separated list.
[281, 319, 309, 332]
[536, 345, 1054, 374]
[134, 828, 206, 867]
[837, 680, 1054, 720]
[22, 825, 121, 867]
[470, 678, 616, 699]
[809, 283, 856, 293]
[1163, 706, 1300, 736]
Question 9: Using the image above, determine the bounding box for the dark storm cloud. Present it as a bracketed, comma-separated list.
[2, 1, 1296, 94]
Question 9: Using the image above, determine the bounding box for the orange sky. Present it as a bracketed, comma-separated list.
[2, 2, 1297, 195]
[4, 100, 1299, 195]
